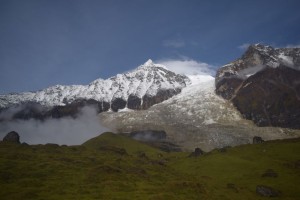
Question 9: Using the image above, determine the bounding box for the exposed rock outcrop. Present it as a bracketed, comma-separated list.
[2, 131, 20, 144]
[141, 89, 182, 110]
[253, 136, 264, 144]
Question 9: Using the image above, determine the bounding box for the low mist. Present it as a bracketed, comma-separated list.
[0, 106, 109, 145]
[130, 130, 167, 142]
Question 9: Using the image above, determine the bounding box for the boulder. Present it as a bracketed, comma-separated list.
[2, 131, 20, 144]
[189, 147, 204, 157]
[227, 183, 239, 193]
[261, 169, 278, 178]
[253, 136, 264, 144]
[256, 185, 280, 197]
[218, 147, 230, 153]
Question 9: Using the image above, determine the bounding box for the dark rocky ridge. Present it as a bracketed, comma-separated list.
[232, 66, 300, 128]
[0, 88, 182, 121]
[216, 44, 300, 129]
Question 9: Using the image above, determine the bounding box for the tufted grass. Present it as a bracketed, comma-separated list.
[0, 132, 299, 199]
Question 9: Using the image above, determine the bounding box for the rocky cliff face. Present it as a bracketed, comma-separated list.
[215, 44, 300, 128]
[0, 60, 189, 120]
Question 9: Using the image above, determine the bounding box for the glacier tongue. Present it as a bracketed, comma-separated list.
[100, 74, 300, 151]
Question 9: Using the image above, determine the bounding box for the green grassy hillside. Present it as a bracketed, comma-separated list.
[82, 132, 163, 156]
[0, 132, 299, 199]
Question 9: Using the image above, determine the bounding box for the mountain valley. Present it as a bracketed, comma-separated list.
[1, 44, 300, 151]
[1, 44, 300, 200]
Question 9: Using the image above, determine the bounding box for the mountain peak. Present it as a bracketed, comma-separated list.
[143, 59, 154, 66]
[248, 43, 274, 53]
[137, 59, 167, 71]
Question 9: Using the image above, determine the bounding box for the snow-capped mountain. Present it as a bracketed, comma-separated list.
[216, 44, 300, 128]
[0, 59, 189, 119]
[216, 44, 300, 85]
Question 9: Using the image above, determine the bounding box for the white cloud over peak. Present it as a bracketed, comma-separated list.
[238, 43, 250, 50]
[156, 58, 216, 76]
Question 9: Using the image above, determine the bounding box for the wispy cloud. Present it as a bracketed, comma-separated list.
[156, 57, 216, 76]
[238, 43, 250, 50]
[238, 43, 300, 49]
[285, 44, 300, 48]
[163, 39, 185, 48]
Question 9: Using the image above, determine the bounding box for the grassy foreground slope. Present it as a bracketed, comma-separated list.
[0, 132, 299, 200]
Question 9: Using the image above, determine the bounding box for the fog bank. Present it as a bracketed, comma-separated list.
[0, 106, 109, 145]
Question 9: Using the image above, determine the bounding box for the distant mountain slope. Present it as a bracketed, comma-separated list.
[215, 44, 300, 128]
[0, 59, 189, 119]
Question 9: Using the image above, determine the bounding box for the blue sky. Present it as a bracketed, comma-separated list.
[0, 0, 300, 94]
